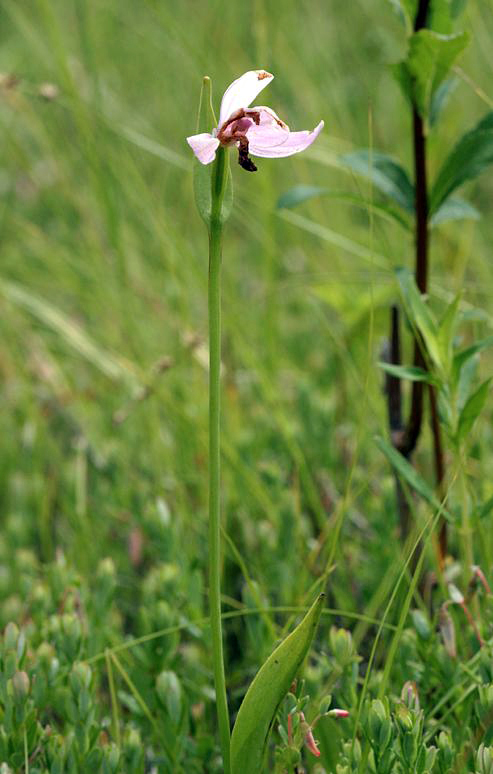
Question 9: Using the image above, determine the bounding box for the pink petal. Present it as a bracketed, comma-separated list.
[328, 708, 349, 718]
[243, 106, 289, 149]
[249, 120, 324, 158]
[304, 728, 321, 758]
[249, 105, 288, 130]
[219, 70, 274, 128]
[186, 133, 220, 165]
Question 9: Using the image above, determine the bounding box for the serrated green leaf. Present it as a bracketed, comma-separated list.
[230, 595, 324, 774]
[430, 196, 481, 227]
[192, 76, 233, 228]
[375, 436, 448, 515]
[457, 378, 491, 442]
[396, 268, 443, 371]
[403, 29, 469, 119]
[378, 363, 435, 383]
[340, 150, 415, 212]
[430, 111, 493, 214]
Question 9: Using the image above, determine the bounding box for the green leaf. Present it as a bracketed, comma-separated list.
[437, 293, 461, 375]
[451, 0, 468, 17]
[192, 76, 233, 228]
[387, 0, 417, 27]
[276, 185, 329, 209]
[388, 0, 417, 30]
[340, 150, 415, 212]
[430, 111, 493, 214]
[276, 185, 411, 229]
[429, 77, 457, 127]
[378, 363, 435, 383]
[452, 336, 493, 384]
[476, 495, 493, 522]
[428, 0, 454, 33]
[396, 268, 443, 371]
[403, 29, 469, 119]
[374, 436, 446, 514]
[230, 595, 324, 774]
[429, 0, 468, 30]
[456, 354, 478, 415]
[457, 378, 491, 442]
[430, 196, 481, 227]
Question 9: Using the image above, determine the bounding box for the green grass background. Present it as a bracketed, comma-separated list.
[1, 0, 493, 769]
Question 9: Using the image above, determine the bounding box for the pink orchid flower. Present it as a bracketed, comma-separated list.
[187, 70, 324, 172]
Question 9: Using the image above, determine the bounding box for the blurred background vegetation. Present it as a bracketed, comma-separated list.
[1, 0, 493, 771]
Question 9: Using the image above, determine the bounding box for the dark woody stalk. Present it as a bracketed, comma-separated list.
[387, 0, 447, 562]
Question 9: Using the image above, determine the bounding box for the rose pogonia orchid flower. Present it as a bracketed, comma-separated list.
[187, 70, 324, 172]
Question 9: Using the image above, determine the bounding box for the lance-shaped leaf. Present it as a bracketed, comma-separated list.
[230, 594, 324, 774]
[192, 76, 233, 228]
[457, 378, 491, 443]
[429, 77, 457, 127]
[276, 184, 411, 229]
[378, 363, 436, 384]
[394, 30, 469, 119]
[430, 196, 480, 227]
[396, 268, 443, 372]
[430, 111, 493, 214]
[340, 150, 415, 213]
[375, 436, 442, 511]
[453, 336, 493, 384]
[387, 0, 417, 29]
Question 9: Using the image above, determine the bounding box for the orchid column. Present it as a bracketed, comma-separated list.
[187, 70, 323, 772]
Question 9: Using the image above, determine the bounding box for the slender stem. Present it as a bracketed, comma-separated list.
[429, 385, 447, 560]
[390, 0, 447, 565]
[208, 145, 231, 774]
[385, 307, 411, 542]
[459, 449, 474, 588]
[404, 89, 428, 456]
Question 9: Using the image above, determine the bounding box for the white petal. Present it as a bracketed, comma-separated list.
[219, 70, 274, 127]
[249, 120, 324, 158]
[186, 133, 220, 165]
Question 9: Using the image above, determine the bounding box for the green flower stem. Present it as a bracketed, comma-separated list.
[208, 145, 231, 774]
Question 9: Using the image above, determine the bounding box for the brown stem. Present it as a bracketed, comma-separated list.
[402, 100, 428, 458]
[391, 0, 447, 564]
[413, 0, 430, 30]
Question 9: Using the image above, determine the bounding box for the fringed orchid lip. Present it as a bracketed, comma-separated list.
[187, 69, 324, 172]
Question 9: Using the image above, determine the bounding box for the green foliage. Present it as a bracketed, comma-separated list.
[378, 363, 435, 383]
[374, 436, 444, 511]
[230, 595, 324, 774]
[430, 112, 493, 214]
[396, 268, 444, 372]
[394, 29, 469, 120]
[340, 151, 415, 212]
[429, 195, 481, 226]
